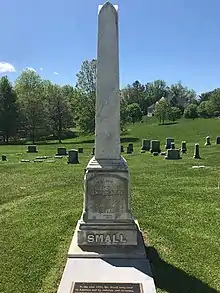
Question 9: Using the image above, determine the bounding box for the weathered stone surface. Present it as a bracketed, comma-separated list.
[205, 136, 211, 146]
[95, 2, 120, 160]
[150, 140, 161, 153]
[165, 149, 181, 160]
[141, 139, 150, 151]
[165, 138, 174, 149]
[56, 147, 67, 156]
[193, 143, 201, 159]
[27, 145, 38, 153]
[67, 149, 79, 164]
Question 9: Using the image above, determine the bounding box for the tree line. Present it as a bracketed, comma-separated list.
[0, 59, 219, 144]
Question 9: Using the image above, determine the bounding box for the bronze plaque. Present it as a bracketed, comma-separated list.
[71, 282, 142, 293]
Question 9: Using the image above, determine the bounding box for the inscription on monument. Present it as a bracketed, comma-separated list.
[87, 174, 128, 220]
[87, 233, 127, 244]
[71, 283, 142, 293]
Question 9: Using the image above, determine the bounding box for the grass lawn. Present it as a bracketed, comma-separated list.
[0, 118, 220, 293]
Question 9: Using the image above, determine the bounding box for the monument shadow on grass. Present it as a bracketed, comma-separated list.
[102, 246, 218, 293]
[147, 246, 218, 293]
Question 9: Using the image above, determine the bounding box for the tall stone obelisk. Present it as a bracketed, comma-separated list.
[70, 1, 140, 251]
[57, 3, 156, 293]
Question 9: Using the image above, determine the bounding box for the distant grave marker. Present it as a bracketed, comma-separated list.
[27, 145, 38, 153]
[67, 149, 79, 164]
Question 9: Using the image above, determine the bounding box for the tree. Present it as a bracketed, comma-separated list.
[44, 82, 73, 142]
[126, 103, 143, 124]
[183, 104, 198, 119]
[14, 69, 45, 144]
[154, 97, 170, 124]
[197, 101, 213, 118]
[168, 82, 197, 110]
[209, 88, 220, 113]
[76, 59, 96, 95]
[0, 76, 18, 143]
[168, 106, 182, 122]
[145, 80, 169, 107]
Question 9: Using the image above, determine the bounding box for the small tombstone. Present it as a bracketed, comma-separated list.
[171, 142, 175, 150]
[121, 145, 124, 153]
[78, 147, 84, 154]
[141, 139, 151, 151]
[153, 152, 159, 156]
[165, 138, 174, 149]
[150, 140, 161, 153]
[216, 136, 220, 144]
[34, 159, 43, 163]
[27, 145, 38, 153]
[165, 149, 181, 160]
[67, 149, 79, 164]
[21, 159, 30, 163]
[128, 143, 134, 152]
[56, 147, 67, 156]
[91, 147, 95, 155]
[2, 154, 7, 161]
[126, 146, 132, 154]
[205, 136, 211, 146]
[181, 141, 187, 153]
[36, 156, 48, 159]
[193, 143, 201, 159]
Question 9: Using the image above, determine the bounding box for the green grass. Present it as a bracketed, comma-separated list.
[0, 118, 220, 293]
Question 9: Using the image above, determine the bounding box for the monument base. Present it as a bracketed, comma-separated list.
[68, 220, 146, 259]
[57, 257, 156, 293]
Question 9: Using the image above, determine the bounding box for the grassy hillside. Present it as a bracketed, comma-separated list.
[0, 118, 220, 293]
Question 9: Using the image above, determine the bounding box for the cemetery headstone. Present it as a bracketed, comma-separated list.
[56, 147, 67, 156]
[121, 145, 124, 152]
[57, 3, 156, 293]
[171, 142, 175, 149]
[205, 136, 211, 146]
[128, 143, 134, 152]
[2, 154, 7, 161]
[165, 138, 174, 149]
[193, 143, 201, 159]
[21, 159, 30, 163]
[165, 149, 181, 160]
[67, 149, 79, 164]
[216, 136, 220, 144]
[141, 139, 150, 151]
[27, 145, 38, 153]
[150, 140, 161, 153]
[181, 141, 187, 153]
[78, 147, 84, 153]
[126, 145, 133, 154]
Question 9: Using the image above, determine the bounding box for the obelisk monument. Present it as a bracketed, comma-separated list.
[57, 3, 156, 293]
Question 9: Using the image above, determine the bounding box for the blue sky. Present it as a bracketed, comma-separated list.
[0, 0, 220, 94]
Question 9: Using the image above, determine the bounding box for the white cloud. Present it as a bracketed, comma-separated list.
[53, 71, 59, 75]
[25, 67, 36, 72]
[0, 61, 16, 73]
[40, 68, 43, 71]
